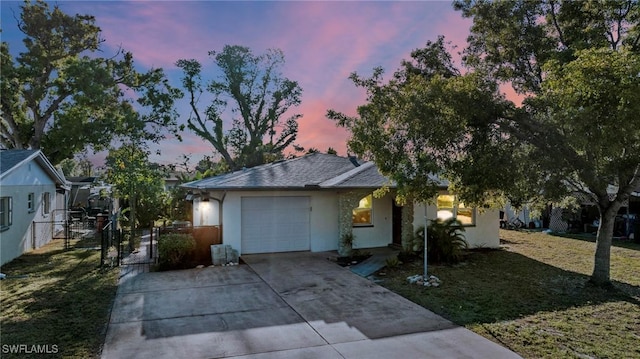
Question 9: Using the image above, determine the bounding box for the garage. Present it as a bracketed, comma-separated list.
[241, 196, 311, 254]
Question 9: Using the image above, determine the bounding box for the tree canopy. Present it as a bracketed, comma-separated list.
[455, 0, 640, 94]
[177, 45, 302, 171]
[104, 144, 166, 231]
[329, 1, 640, 285]
[59, 156, 94, 177]
[0, 0, 182, 164]
[329, 37, 523, 204]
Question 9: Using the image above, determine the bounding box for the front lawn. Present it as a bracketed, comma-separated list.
[0, 238, 119, 358]
[380, 229, 640, 359]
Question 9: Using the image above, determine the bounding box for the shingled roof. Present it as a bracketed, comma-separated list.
[0, 149, 39, 176]
[0, 149, 68, 187]
[182, 153, 393, 190]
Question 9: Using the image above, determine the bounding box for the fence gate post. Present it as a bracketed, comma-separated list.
[100, 226, 106, 267]
[65, 219, 70, 249]
[117, 229, 122, 266]
[149, 223, 154, 259]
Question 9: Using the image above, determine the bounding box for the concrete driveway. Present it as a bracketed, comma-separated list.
[102, 252, 520, 358]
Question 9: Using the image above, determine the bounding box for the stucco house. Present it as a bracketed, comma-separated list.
[0, 149, 70, 265]
[181, 153, 499, 256]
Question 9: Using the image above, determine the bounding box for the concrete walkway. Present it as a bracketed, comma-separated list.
[348, 247, 399, 278]
[117, 232, 157, 284]
[102, 251, 521, 359]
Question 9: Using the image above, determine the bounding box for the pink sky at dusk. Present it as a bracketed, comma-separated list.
[1, 1, 477, 168]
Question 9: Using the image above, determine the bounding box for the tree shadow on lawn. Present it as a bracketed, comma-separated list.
[388, 249, 639, 327]
[1, 244, 118, 359]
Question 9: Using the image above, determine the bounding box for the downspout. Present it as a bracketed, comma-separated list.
[216, 191, 226, 228]
[213, 191, 226, 242]
[65, 187, 69, 247]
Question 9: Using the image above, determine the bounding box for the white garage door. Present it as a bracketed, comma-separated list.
[241, 196, 311, 254]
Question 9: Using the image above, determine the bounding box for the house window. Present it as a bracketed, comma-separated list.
[28, 192, 35, 213]
[0, 197, 12, 231]
[42, 192, 51, 215]
[437, 194, 476, 226]
[353, 194, 373, 226]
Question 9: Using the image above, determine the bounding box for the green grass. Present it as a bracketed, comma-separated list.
[1, 237, 119, 359]
[379, 229, 640, 359]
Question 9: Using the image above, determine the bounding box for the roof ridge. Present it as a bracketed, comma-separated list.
[181, 152, 364, 190]
[220, 153, 351, 180]
[319, 161, 375, 188]
[196, 153, 317, 188]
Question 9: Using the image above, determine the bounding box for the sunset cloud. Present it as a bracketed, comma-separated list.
[1, 1, 478, 166]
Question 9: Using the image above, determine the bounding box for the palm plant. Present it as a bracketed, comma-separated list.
[415, 218, 468, 264]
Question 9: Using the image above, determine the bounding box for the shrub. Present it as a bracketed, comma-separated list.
[158, 233, 196, 269]
[415, 218, 468, 265]
[385, 256, 401, 268]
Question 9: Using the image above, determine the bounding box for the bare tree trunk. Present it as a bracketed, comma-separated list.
[591, 203, 621, 286]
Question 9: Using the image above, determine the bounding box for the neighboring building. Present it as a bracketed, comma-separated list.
[163, 172, 183, 191]
[182, 153, 499, 256]
[67, 176, 97, 209]
[0, 149, 70, 265]
[503, 184, 640, 236]
[547, 185, 640, 235]
[67, 176, 116, 224]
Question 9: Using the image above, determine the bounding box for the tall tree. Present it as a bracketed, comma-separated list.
[454, 0, 640, 286]
[177, 45, 302, 171]
[0, 1, 182, 165]
[329, 37, 521, 203]
[104, 144, 165, 234]
[530, 48, 640, 284]
[329, 1, 640, 286]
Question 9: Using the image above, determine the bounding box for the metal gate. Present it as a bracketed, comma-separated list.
[31, 219, 86, 250]
[100, 221, 158, 267]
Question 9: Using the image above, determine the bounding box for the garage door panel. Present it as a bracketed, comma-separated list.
[241, 197, 310, 254]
